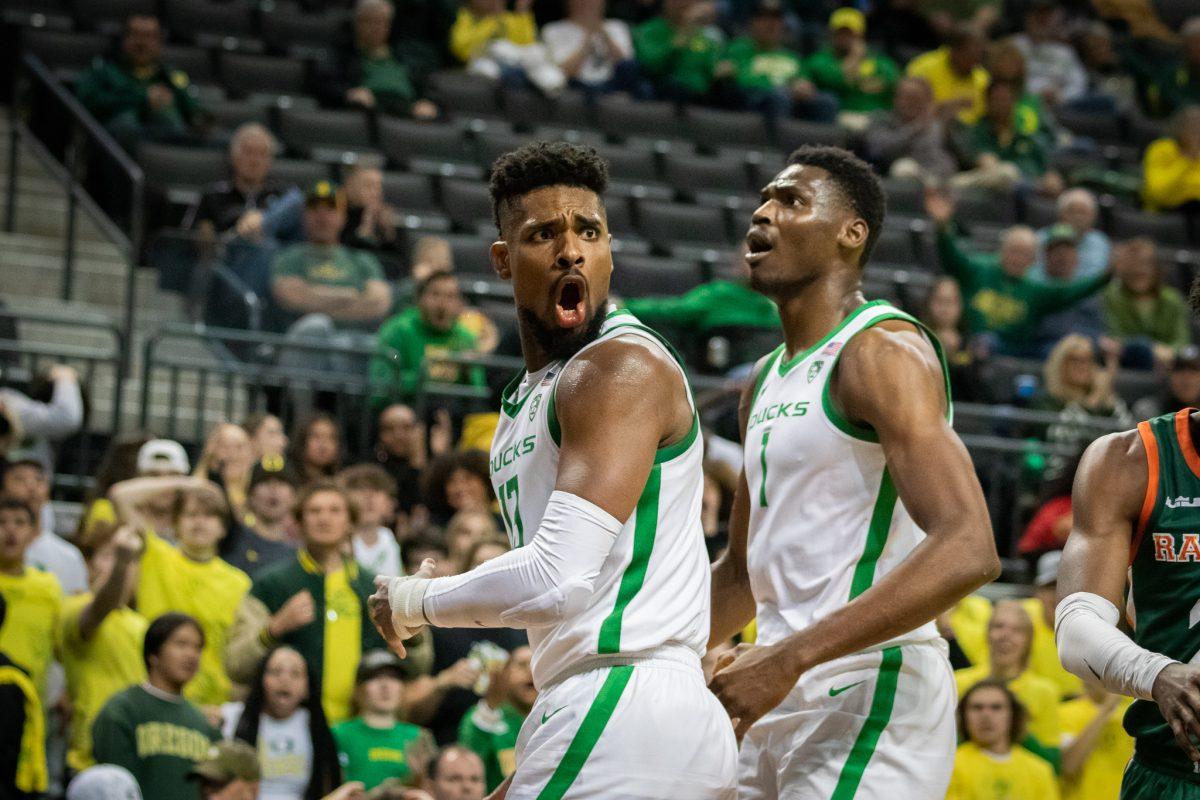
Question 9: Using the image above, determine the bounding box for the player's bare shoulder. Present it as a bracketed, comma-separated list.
[835, 317, 947, 423]
[1073, 426, 1150, 521]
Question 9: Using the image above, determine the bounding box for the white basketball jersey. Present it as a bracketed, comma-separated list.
[743, 301, 950, 652]
[489, 308, 710, 688]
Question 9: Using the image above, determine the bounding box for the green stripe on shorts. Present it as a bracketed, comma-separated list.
[830, 646, 903, 800]
[536, 665, 634, 800]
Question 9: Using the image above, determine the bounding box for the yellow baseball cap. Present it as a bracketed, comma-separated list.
[829, 7, 865, 34]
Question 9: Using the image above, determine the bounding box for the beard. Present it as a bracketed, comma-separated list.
[749, 265, 818, 299]
[517, 300, 608, 363]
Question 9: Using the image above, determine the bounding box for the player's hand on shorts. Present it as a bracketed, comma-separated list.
[708, 642, 801, 740]
[1152, 663, 1200, 761]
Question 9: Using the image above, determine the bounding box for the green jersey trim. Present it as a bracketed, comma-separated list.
[829, 646, 903, 800]
[751, 346, 785, 410]
[597, 465, 661, 654]
[654, 414, 699, 464]
[820, 312, 953, 443]
[777, 300, 890, 377]
[535, 665, 633, 800]
[849, 469, 898, 600]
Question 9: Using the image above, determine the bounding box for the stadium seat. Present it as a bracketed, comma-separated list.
[748, 153, 788, 189]
[662, 152, 753, 202]
[549, 89, 595, 129]
[500, 87, 556, 130]
[377, 118, 480, 177]
[260, 8, 347, 58]
[531, 126, 605, 148]
[22, 29, 110, 79]
[956, 186, 1018, 227]
[638, 202, 731, 254]
[685, 107, 772, 153]
[204, 99, 271, 133]
[881, 177, 924, 219]
[1129, 115, 1168, 149]
[162, 45, 215, 84]
[476, 129, 540, 171]
[440, 179, 495, 233]
[443, 233, 497, 276]
[268, 159, 332, 189]
[774, 119, 849, 151]
[610, 253, 704, 298]
[871, 223, 923, 268]
[591, 144, 673, 200]
[69, 0, 156, 33]
[137, 143, 225, 204]
[382, 172, 437, 213]
[596, 96, 684, 142]
[426, 71, 502, 118]
[164, 0, 254, 43]
[277, 107, 375, 161]
[1020, 194, 1058, 228]
[1115, 368, 1163, 406]
[1109, 206, 1190, 247]
[1055, 107, 1122, 146]
[218, 52, 309, 99]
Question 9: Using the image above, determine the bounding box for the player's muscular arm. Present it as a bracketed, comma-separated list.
[708, 365, 761, 648]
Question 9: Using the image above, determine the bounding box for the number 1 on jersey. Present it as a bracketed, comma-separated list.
[758, 429, 771, 508]
[498, 476, 524, 547]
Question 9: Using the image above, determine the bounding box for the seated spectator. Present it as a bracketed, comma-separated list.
[340, 464, 403, 577]
[1132, 344, 1200, 419]
[1142, 106, 1200, 219]
[1073, 22, 1139, 116]
[409, 236, 455, 283]
[187, 740, 261, 800]
[1018, 482, 1073, 559]
[920, 276, 986, 402]
[445, 511, 501, 568]
[0, 495, 63, 698]
[92, 613, 219, 799]
[1030, 189, 1111, 281]
[2, 456, 87, 594]
[1146, 16, 1200, 118]
[1102, 238, 1191, 366]
[926, 191, 1109, 357]
[75, 14, 204, 151]
[1058, 684, 1133, 800]
[195, 422, 256, 515]
[333, 650, 434, 789]
[716, 0, 836, 121]
[955, 80, 1060, 195]
[76, 433, 153, 541]
[954, 601, 1060, 757]
[112, 477, 251, 709]
[948, 680, 1058, 799]
[290, 414, 345, 484]
[450, 0, 565, 94]
[375, 404, 440, 520]
[864, 76, 957, 182]
[420, 451, 494, 527]
[803, 8, 899, 119]
[317, 0, 438, 119]
[185, 124, 290, 238]
[457, 645, 534, 792]
[424, 747, 485, 800]
[986, 41, 1053, 140]
[270, 181, 391, 349]
[905, 26, 989, 124]
[1035, 334, 1130, 421]
[1033, 225, 1107, 348]
[57, 523, 148, 773]
[0, 363, 83, 477]
[232, 645, 341, 799]
[342, 167, 405, 277]
[370, 272, 485, 408]
[1011, 1, 1086, 108]
[633, 0, 724, 103]
[0, 592, 47, 798]
[541, 0, 636, 95]
[401, 533, 449, 576]
[221, 457, 299, 577]
[243, 413, 288, 461]
[226, 482, 431, 724]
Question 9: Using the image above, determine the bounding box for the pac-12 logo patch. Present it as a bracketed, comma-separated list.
[807, 361, 824, 383]
[529, 394, 542, 420]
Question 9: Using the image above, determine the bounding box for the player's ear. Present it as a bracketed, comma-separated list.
[839, 218, 869, 252]
[491, 240, 512, 281]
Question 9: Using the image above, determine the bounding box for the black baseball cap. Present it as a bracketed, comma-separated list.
[356, 649, 405, 684]
[248, 455, 300, 490]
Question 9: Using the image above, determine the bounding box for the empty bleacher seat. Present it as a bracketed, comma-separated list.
[440, 178, 495, 232]
[881, 177, 925, 219]
[662, 152, 753, 202]
[1109, 206, 1190, 247]
[610, 253, 704, 297]
[164, 0, 255, 43]
[502, 88, 557, 131]
[596, 96, 684, 143]
[871, 223, 923, 268]
[685, 107, 772, 153]
[22, 29, 111, 79]
[1020, 194, 1059, 228]
[268, 159, 332, 189]
[260, 8, 347, 58]
[1055, 107, 1123, 145]
[378, 118, 480, 177]
[70, 0, 156, 32]
[137, 142, 225, 204]
[476, 128, 538, 171]
[638, 202, 731, 254]
[277, 107, 375, 160]
[162, 45, 215, 84]
[205, 99, 271, 133]
[218, 52, 308, 99]
[426, 71, 501, 118]
[443, 233, 497, 276]
[774, 119, 849, 151]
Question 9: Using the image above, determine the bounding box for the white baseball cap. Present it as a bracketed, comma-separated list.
[136, 439, 190, 476]
[66, 764, 143, 800]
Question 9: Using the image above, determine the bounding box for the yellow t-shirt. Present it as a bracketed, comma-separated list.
[322, 565, 362, 723]
[1142, 137, 1200, 211]
[947, 741, 1060, 800]
[1058, 696, 1133, 800]
[136, 531, 251, 707]
[905, 47, 989, 123]
[950, 595, 992, 667]
[56, 593, 148, 771]
[0, 567, 63, 696]
[955, 664, 1061, 748]
[1020, 597, 1083, 701]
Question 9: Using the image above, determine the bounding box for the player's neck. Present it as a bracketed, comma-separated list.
[517, 323, 555, 373]
[775, 277, 866, 362]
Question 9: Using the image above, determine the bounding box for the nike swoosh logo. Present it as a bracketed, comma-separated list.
[1086, 661, 1103, 681]
[829, 680, 865, 697]
[541, 706, 567, 724]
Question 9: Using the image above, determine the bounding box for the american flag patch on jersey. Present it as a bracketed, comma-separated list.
[819, 341, 843, 357]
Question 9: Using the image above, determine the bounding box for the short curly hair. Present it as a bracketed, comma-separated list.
[787, 145, 886, 267]
[489, 141, 609, 232]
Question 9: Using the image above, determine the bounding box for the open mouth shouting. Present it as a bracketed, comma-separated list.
[554, 274, 588, 329]
[745, 228, 775, 266]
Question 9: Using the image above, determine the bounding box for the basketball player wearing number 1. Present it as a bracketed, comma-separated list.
[368, 142, 736, 799]
[707, 146, 1000, 799]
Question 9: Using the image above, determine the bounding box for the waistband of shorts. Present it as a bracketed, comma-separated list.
[540, 645, 702, 690]
[1132, 748, 1200, 783]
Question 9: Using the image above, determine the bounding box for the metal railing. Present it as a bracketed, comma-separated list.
[5, 53, 144, 360]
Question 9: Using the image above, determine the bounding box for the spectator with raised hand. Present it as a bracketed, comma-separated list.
[906, 25, 989, 124]
[449, 0, 565, 94]
[195, 422, 256, 515]
[0, 593, 47, 799]
[1133, 344, 1200, 419]
[92, 613, 220, 800]
[0, 495, 63, 699]
[185, 124, 289, 239]
[1102, 237, 1191, 366]
[2, 456, 87, 594]
[374, 404, 438, 520]
[864, 75, 958, 181]
[243, 413, 289, 462]
[633, 0, 724, 103]
[76, 433, 153, 541]
[110, 438, 192, 543]
[317, 0, 438, 119]
[803, 8, 900, 120]
[1011, 1, 1087, 108]
[424, 747, 484, 800]
[221, 456, 299, 578]
[57, 523, 148, 774]
[955, 80, 1061, 195]
[75, 14, 204, 151]
[1142, 105, 1200, 224]
[542, 0, 635, 96]
[232, 645, 342, 800]
[1030, 189, 1111, 281]
[457, 645, 534, 793]
[1058, 684, 1133, 800]
[289, 414, 345, 485]
[1034, 334, 1132, 424]
[225, 482, 431, 724]
[339, 464, 402, 578]
[1074, 22, 1139, 116]
[0, 363, 83, 477]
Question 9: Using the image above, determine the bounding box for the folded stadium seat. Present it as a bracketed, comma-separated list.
[774, 118, 850, 152]
[377, 117, 482, 178]
[596, 95, 686, 144]
[637, 201, 732, 258]
[1109, 205, 1190, 247]
[1019, 193, 1059, 228]
[1115, 368, 1164, 406]
[748, 152, 789, 189]
[164, 0, 255, 44]
[69, 0, 156, 33]
[443, 232, 498, 277]
[662, 151, 754, 206]
[549, 89, 595, 129]
[162, 45, 216, 84]
[381, 171, 439, 214]
[21, 28, 111, 81]
[218, 51, 309, 100]
[268, 158, 332, 189]
[1055, 107, 1123, 148]
[954, 186, 1018, 240]
[259, 8, 347, 60]
[277, 107, 379, 163]
[591, 143, 673, 201]
[475, 128, 540, 172]
[1129, 115, 1168, 150]
[4, 1, 72, 29]
[426, 70, 502, 119]
[531, 125, 605, 147]
[204, 99, 271, 134]
[685, 107, 773, 155]
[137, 142, 226, 206]
[870, 223, 923, 269]
[880, 177, 924, 220]
[609, 253, 704, 298]
[981, 356, 1042, 404]
[439, 178, 496, 233]
[501, 88, 556, 132]
[191, 84, 228, 105]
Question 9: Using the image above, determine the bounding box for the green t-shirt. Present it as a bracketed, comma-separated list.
[271, 243, 385, 292]
[633, 17, 723, 96]
[332, 717, 428, 789]
[91, 685, 219, 800]
[369, 306, 484, 407]
[961, 121, 1048, 177]
[457, 702, 526, 792]
[359, 52, 417, 115]
[75, 58, 200, 126]
[723, 37, 805, 91]
[622, 279, 781, 333]
[1102, 283, 1191, 349]
[803, 46, 899, 112]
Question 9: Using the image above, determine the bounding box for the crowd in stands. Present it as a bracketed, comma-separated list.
[7, 0, 1200, 796]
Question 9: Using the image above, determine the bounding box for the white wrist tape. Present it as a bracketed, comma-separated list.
[387, 573, 432, 634]
[423, 490, 621, 629]
[1055, 591, 1177, 700]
